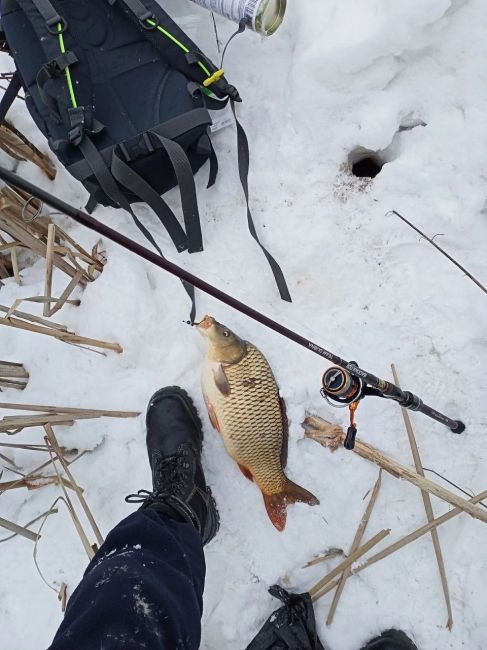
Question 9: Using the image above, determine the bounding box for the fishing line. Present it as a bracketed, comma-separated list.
[0, 166, 466, 441]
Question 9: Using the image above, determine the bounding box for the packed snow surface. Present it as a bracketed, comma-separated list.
[1, 0, 487, 648]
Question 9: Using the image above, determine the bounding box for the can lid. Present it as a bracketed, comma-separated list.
[259, 0, 286, 35]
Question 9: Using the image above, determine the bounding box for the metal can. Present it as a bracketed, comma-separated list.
[188, 0, 287, 36]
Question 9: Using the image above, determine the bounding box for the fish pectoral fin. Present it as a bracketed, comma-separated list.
[263, 481, 320, 532]
[237, 464, 254, 482]
[203, 394, 221, 433]
[213, 364, 231, 396]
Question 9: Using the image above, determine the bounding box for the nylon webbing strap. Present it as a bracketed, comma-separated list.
[108, 0, 153, 22]
[149, 132, 203, 253]
[111, 150, 188, 253]
[207, 138, 218, 189]
[230, 101, 292, 303]
[79, 137, 133, 213]
[30, 0, 62, 27]
[0, 72, 21, 122]
[79, 137, 196, 321]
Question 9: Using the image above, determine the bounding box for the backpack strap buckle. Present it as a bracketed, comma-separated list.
[68, 107, 85, 146]
[43, 51, 78, 78]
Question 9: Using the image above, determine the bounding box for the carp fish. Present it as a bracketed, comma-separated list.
[197, 315, 319, 531]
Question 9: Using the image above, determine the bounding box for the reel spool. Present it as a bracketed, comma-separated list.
[321, 365, 365, 407]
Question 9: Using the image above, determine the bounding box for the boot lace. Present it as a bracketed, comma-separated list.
[125, 447, 193, 506]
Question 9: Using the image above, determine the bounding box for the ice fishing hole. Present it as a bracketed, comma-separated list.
[349, 149, 384, 179]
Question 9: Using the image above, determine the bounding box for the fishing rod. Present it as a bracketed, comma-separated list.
[0, 166, 465, 447]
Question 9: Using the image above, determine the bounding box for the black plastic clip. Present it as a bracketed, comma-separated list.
[344, 425, 358, 450]
[44, 51, 78, 78]
[68, 107, 85, 146]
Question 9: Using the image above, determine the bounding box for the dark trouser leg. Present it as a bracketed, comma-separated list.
[49, 510, 205, 650]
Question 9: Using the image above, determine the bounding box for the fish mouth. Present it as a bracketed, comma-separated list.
[195, 315, 215, 331]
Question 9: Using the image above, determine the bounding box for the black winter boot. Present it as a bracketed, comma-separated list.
[360, 629, 418, 650]
[126, 387, 219, 545]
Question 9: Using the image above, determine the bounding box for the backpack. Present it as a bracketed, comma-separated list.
[0, 0, 290, 317]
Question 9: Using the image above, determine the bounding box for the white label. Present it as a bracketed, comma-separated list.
[189, 0, 262, 30]
[209, 103, 234, 133]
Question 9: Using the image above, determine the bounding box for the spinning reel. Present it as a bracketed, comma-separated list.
[321, 363, 385, 450]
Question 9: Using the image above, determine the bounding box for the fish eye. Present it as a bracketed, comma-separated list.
[222, 330, 230, 338]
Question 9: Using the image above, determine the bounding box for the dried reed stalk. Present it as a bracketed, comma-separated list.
[392, 364, 453, 629]
[0, 515, 39, 541]
[0, 507, 58, 544]
[58, 583, 68, 612]
[0, 475, 74, 492]
[0, 414, 76, 433]
[0, 360, 29, 390]
[313, 489, 487, 602]
[303, 415, 487, 524]
[0, 303, 68, 330]
[0, 121, 56, 179]
[43, 223, 55, 316]
[45, 442, 95, 559]
[0, 314, 123, 353]
[309, 529, 390, 601]
[0, 402, 140, 417]
[45, 424, 104, 546]
[304, 548, 345, 568]
[326, 470, 383, 625]
[0, 192, 103, 292]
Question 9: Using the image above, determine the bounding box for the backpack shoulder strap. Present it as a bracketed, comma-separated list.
[0, 71, 22, 122]
[109, 0, 241, 102]
[12, 0, 99, 144]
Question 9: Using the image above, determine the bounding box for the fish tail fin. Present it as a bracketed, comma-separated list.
[263, 480, 319, 532]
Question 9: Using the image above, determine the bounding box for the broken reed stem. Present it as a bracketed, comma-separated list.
[0, 315, 123, 353]
[0, 361, 29, 379]
[0, 303, 68, 330]
[11, 244, 20, 284]
[58, 583, 68, 612]
[303, 415, 487, 524]
[392, 364, 453, 630]
[0, 475, 76, 493]
[390, 210, 487, 296]
[310, 529, 390, 601]
[43, 223, 55, 316]
[0, 451, 86, 495]
[0, 121, 56, 180]
[0, 507, 58, 544]
[47, 269, 83, 317]
[305, 548, 345, 568]
[313, 489, 487, 602]
[326, 470, 383, 625]
[0, 515, 38, 542]
[45, 424, 104, 546]
[0, 402, 139, 417]
[45, 442, 95, 560]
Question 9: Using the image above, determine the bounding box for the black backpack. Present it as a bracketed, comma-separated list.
[0, 0, 290, 316]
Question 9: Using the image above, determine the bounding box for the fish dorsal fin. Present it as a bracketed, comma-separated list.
[213, 364, 231, 396]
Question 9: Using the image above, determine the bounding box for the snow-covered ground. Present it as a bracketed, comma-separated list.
[2, 0, 487, 648]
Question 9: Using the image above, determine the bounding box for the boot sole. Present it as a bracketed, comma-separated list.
[204, 486, 221, 546]
[146, 386, 203, 453]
